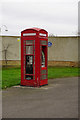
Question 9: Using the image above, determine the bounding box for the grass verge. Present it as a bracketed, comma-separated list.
[2, 67, 79, 89]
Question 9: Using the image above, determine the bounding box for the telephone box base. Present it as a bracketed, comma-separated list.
[21, 79, 48, 87]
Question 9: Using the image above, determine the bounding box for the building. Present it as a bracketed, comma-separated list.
[0, 35, 79, 67]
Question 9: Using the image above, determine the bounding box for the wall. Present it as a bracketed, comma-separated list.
[0, 36, 79, 67]
[1, 36, 21, 60]
[48, 36, 78, 67]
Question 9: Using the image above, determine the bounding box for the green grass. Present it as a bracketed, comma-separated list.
[48, 67, 79, 79]
[2, 67, 80, 89]
[2, 67, 21, 89]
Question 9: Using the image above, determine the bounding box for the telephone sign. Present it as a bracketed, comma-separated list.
[48, 42, 52, 47]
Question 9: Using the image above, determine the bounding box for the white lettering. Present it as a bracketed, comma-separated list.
[39, 33, 46, 36]
[23, 33, 36, 36]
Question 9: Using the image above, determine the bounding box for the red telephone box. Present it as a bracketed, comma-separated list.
[21, 28, 48, 87]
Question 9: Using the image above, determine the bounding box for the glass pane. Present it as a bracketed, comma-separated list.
[25, 75, 33, 80]
[26, 40, 33, 45]
[41, 40, 47, 45]
[41, 70, 46, 74]
[24, 75, 25, 79]
[34, 56, 35, 64]
[26, 55, 33, 74]
[41, 75, 47, 79]
[42, 51, 45, 67]
[26, 46, 33, 54]
[34, 65, 35, 74]
[33, 76, 35, 80]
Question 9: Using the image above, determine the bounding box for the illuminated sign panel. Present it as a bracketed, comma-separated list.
[39, 33, 46, 36]
[23, 33, 36, 36]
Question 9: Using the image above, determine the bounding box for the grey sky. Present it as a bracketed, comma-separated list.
[0, 0, 79, 36]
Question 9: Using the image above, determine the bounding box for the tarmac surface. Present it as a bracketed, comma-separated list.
[2, 77, 78, 118]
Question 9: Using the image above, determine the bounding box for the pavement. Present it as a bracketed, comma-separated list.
[2, 77, 78, 118]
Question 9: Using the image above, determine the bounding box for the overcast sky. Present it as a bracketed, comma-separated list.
[0, 0, 79, 36]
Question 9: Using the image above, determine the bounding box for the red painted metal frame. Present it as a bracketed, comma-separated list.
[21, 28, 48, 87]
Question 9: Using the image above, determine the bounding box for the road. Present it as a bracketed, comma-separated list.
[2, 77, 78, 118]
